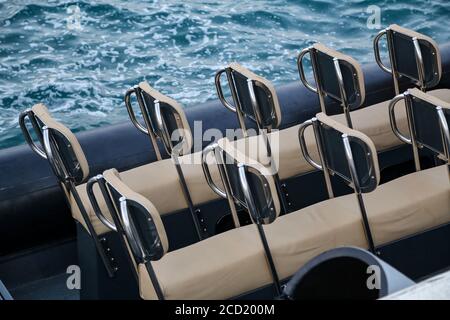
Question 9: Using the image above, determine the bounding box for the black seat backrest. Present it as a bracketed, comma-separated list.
[374, 24, 441, 91]
[215, 62, 282, 131]
[403, 88, 450, 159]
[124, 81, 193, 156]
[299, 113, 380, 194]
[299, 43, 365, 112]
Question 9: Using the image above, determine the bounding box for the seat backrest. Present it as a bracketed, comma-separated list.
[298, 43, 366, 115]
[299, 112, 380, 194]
[20, 103, 89, 184]
[374, 24, 442, 92]
[102, 168, 169, 263]
[390, 88, 450, 162]
[124, 81, 193, 157]
[215, 62, 282, 132]
[202, 137, 281, 225]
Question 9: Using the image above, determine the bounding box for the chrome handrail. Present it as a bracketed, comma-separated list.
[373, 29, 392, 74]
[298, 119, 322, 170]
[388, 93, 412, 144]
[201, 143, 227, 199]
[19, 109, 47, 159]
[413, 37, 426, 91]
[124, 86, 149, 135]
[215, 68, 237, 113]
[297, 46, 318, 93]
[342, 134, 376, 254]
[86, 175, 117, 232]
[333, 57, 353, 128]
[119, 197, 146, 261]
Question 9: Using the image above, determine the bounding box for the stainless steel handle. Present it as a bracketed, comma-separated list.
[413, 37, 426, 91]
[298, 119, 322, 170]
[19, 109, 47, 159]
[119, 197, 146, 261]
[388, 93, 411, 144]
[124, 86, 149, 135]
[215, 68, 237, 113]
[297, 47, 318, 93]
[201, 143, 227, 198]
[373, 29, 392, 74]
[437, 107, 450, 160]
[86, 175, 117, 232]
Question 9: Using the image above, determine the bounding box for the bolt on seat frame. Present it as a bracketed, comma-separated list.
[297, 43, 365, 129]
[215, 63, 290, 214]
[298, 114, 380, 253]
[19, 105, 117, 277]
[374, 24, 442, 95]
[389, 88, 450, 177]
[202, 139, 283, 296]
[124, 82, 206, 240]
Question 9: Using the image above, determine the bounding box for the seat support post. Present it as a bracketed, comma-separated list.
[312, 119, 335, 199]
[310, 49, 328, 114]
[124, 86, 163, 160]
[237, 164, 282, 297]
[118, 197, 165, 300]
[436, 107, 450, 182]
[87, 175, 139, 282]
[333, 57, 353, 128]
[42, 126, 117, 277]
[342, 134, 376, 254]
[385, 29, 401, 95]
[405, 96, 422, 172]
[247, 79, 291, 214]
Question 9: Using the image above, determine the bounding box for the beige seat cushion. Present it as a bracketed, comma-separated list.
[70, 88, 450, 234]
[139, 165, 449, 300]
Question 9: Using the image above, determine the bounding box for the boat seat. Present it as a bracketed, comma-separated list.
[231, 88, 450, 179]
[70, 87, 450, 235]
[139, 133, 450, 300]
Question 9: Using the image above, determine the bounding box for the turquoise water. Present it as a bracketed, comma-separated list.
[0, 0, 449, 149]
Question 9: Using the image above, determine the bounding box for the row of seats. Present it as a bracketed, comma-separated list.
[19, 24, 450, 299]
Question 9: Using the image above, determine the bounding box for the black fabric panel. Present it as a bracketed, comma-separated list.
[410, 95, 450, 155]
[314, 51, 361, 109]
[0, 43, 449, 255]
[319, 123, 375, 193]
[392, 32, 440, 88]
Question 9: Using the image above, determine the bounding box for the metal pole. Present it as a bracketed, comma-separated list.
[333, 57, 353, 128]
[342, 134, 376, 253]
[312, 119, 334, 199]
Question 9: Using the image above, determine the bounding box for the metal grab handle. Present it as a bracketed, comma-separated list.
[373, 29, 392, 74]
[413, 37, 426, 91]
[215, 68, 237, 113]
[19, 109, 47, 159]
[201, 143, 227, 198]
[297, 47, 318, 93]
[437, 107, 450, 160]
[154, 100, 174, 155]
[388, 94, 412, 144]
[124, 86, 149, 135]
[42, 126, 66, 182]
[119, 197, 146, 261]
[298, 119, 322, 170]
[237, 164, 259, 224]
[86, 175, 117, 232]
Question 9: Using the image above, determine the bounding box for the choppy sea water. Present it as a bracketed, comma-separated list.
[0, 0, 449, 149]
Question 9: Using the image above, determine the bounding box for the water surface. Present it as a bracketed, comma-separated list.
[0, 0, 449, 149]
